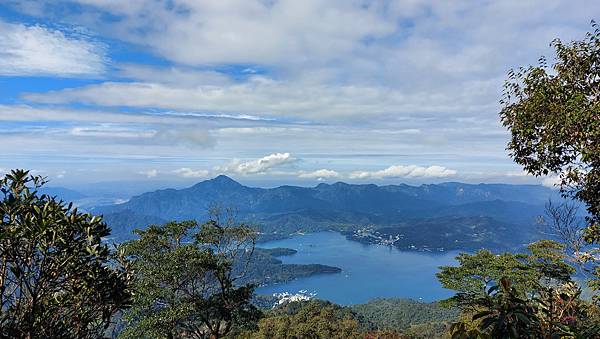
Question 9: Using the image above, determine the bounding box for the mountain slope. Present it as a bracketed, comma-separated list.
[95, 176, 556, 249]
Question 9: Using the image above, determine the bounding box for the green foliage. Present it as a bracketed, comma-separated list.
[467, 278, 542, 338]
[499, 21, 600, 292]
[401, 322, 452, 339]
[0, 169, 131, 338]
[118, 218, 261, 339]
[242, 298, 454, 338]
[437, 240, 574, 308]
[240, 300, 364, 339]
[351, 298, 458, 333]
[364, 329, 405, 338]
[450, 278, 600, 338]
[441, 242, 600, 337]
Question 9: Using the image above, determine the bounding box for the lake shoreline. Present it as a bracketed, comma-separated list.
[255, 231, 460, 305]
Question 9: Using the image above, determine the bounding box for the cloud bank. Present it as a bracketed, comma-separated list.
[1, 0, 597, 185]
[350, 165, 457, 179]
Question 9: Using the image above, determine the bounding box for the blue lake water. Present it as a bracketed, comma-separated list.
[255, 231, 460, 305]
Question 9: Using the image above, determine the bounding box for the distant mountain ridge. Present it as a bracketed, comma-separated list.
[96, 175, 558, 249]
[40, 186, 87, 202]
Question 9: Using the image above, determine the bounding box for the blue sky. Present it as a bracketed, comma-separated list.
[0, 1, 597, 188]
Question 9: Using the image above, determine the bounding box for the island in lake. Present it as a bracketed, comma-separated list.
[238, 247, 342, 287]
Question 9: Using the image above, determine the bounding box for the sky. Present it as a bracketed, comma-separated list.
[0, 1, 598, 189]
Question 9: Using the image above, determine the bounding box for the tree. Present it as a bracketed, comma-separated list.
[499, 21, 600, 291]
[0, 169, 131, 338]
[439, 241, 600, 337]
[243, 300, 364, 339]
[449, 278, 600, 338]
[539, 200, 587, 261]
[538, 200, 598, 277]
[118, 215, 261, 339]
[437, 240, 574, 309]
[456, 278, 542, 338]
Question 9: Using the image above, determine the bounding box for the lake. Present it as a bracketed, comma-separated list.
[255, 231, 461, 305]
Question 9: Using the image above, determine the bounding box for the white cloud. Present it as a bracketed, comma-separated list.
[139, 169, 158, 178]
[172, 168, 209, 178]
[216, 153, 295, 175]
[21, 77, 495, 121]
[350, 165, 457, 179]
[542, 175, 561, 189]
[3, 1, 599, 184]
[505, 170, 530, 177]
[299, 169, 340, 180]
[0, 19, 106, 77]
[60, 0, 395, 67]
[23, 1, 596, 123]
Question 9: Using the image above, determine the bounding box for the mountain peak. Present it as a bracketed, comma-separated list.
[213, 174, 236, 182]
[191, 175, 242, 190]
[211, 174, 241, 185]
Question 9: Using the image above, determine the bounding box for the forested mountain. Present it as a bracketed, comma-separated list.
[96, 175, 558, 249]
[351, 298, 459, 333]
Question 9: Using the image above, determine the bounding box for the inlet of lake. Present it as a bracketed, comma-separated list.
[255, 231, 461, 305]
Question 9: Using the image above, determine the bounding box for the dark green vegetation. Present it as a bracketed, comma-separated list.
[96, 176, 558, 251]
[437, 240, 574, 302]
[0, 170, 130, 338]
[241, 300, 365, 338]
[241, 299, 457, 339]
[351, 298, 459, 334]
[240, 248, 341, 286]
[500, 20, 600, 300]
[437, 240, 600, 337]
[119, 219, 261, 338]
[259, 247, 298, 257]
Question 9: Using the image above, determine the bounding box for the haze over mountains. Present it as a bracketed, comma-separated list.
[92, 175, 563, 250]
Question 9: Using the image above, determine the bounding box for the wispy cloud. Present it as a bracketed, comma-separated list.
[20, 77, 494, 122]
[0, 19, 106, 77]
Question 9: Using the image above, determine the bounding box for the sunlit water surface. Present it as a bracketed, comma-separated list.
[255, 231, 460, 305]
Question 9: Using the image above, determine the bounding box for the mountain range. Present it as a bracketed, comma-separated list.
[94, 175, 563, 250]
